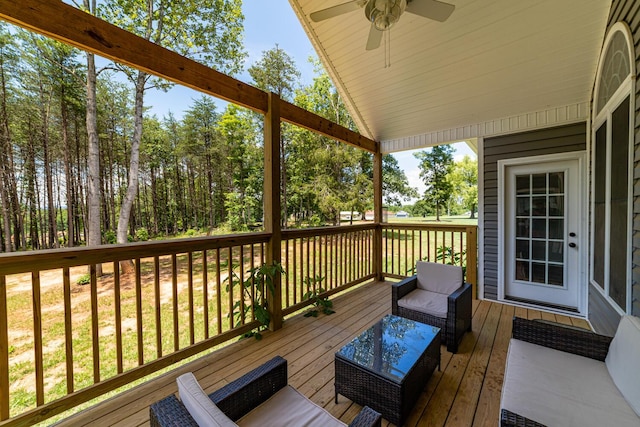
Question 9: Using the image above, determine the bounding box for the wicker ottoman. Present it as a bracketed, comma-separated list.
[335, 314, 441, 426]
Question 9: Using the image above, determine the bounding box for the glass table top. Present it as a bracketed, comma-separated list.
[336, 314, 440, 383]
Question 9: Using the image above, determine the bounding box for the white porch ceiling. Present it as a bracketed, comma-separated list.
[288, 0, 610, 152]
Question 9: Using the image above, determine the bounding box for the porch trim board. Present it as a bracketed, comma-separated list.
[381, 102, 590, 154]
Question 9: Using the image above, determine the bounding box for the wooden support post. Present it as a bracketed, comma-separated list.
[465, 226, 478, 298]
[0, 276, 8, 420]
[373, 151, 383, 281]
[264, 93, 283, 330]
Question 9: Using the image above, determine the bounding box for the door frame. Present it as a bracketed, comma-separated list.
[497, 151, 587, 315]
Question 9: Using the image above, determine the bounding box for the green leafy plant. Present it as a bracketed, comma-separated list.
[76, 273, 91, 286]
[302, 275, 335, 317]
[226, 261, 285, 340]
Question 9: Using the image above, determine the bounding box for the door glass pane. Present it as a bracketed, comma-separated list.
[514, 172, 565, 286]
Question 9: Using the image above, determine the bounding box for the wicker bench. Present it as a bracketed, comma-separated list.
[500, 316, 640, 427]
[150, 356, 382, 427]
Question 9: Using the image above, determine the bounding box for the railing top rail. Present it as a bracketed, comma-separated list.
[0, 232, 271, 275]
[282, 223, 376, 239]
[382, 223, 476, 232]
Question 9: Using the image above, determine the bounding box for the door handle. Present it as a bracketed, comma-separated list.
[569, 232, 576, 237]
[568, 242, 577, 248]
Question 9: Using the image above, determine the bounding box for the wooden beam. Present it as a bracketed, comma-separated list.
[0, 0, 268, 113]
[280, 101, 377, 153]
[264, 93, 283, 331]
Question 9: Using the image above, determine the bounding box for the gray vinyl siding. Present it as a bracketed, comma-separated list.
[482, 123, 587, 300]
[601, 0, 640, 322]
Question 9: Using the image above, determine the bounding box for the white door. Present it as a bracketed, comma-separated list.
[503, 158, 583, 311]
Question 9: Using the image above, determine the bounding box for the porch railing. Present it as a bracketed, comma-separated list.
[0, 222, 474, 426]
[281, 224, 375, 316]
[382, 223, 478, 293]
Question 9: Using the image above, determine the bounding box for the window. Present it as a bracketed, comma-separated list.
[591, 22, 634, 313]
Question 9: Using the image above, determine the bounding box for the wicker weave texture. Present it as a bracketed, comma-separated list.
[150, 355, 380, 427]
[335, 328, 440, 426]
[392, 275, 472, 353]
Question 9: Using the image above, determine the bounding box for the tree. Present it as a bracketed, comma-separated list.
[248, 46, 301, 227]
[450, 155, 478, 218]
[98, 0, 246, 257]
[414, 145, 455, 221]
[382, 154, 418, 206]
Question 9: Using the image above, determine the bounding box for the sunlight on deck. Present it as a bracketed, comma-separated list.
[57, 281, 589, 427]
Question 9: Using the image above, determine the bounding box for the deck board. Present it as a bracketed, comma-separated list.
[55, 281, 588, 427]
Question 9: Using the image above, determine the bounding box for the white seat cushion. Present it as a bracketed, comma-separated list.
[237, 385, 346, 427]
[606, 315, 640, 417]
[501, 339, 640, 427]
[416, 261, 462, 295]
[177, 372, 238, 427]
[397, 289, 448, 318]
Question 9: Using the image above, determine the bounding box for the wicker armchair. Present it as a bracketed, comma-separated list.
[150, 356, 382, 427]
[392, 261, 472, 353]
[501, 317, 615, 427]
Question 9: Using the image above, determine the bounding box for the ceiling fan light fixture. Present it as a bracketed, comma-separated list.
[365, 0, 406, 31]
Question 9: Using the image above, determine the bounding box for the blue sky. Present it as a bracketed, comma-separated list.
[143, 1, 476, 200]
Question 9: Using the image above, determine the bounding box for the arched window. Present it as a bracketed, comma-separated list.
[591, 22, 634, 313]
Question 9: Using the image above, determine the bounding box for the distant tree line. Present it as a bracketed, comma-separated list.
[0, 19, 416, 252]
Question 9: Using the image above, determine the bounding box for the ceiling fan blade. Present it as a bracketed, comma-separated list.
[366, 24, 383, 50]
[310, 0, 362, 22]
[406, 0, 455, 22]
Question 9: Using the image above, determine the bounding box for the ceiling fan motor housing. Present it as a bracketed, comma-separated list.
[365, 0, 407, 31]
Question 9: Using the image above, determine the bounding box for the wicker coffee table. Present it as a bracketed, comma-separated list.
[335, 314, 441, 426]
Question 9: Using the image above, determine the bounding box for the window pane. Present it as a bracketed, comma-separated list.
[593, 123, 606, 289]
[532, 219, 546, 238]
[548, 172, 563, 194]
[516, 175, 530, 195]
[549, 219, 563, 239]
[516, 261, 529, 281]
[516, 239, 529, 259]
[532, 240, 546, 261]
[548, 196, 564, 217]
[516, 197, 530, 216]
[548, 241, 563, 263]
[609, 96, 629, 308]
[516, 218, 530, 238]
[532, 174, 546, 194]
[548, 265, 564, 286]
[532, 263, 546, 283]
[532, 196, 546, 216]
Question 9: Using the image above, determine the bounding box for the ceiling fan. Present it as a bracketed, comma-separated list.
[310, 0, 455, 51]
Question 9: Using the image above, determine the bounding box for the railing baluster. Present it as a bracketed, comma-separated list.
[154, 256, 162, 357]
[284, 238, 290, 307]
[0, 275, 8, 420]
[188, 253, 194, 346]
[203, 250, 209, 338]
[172, 254, 179, 352]
[135, 259, 143, 366]
[89, 266, 101, 382]
[239, 245, 245, 324]
[113, 262, 123, 374]
[228, 247, 234, 329]
[32, 272, 44, 405]
[63, 267, 74, 392]
[292, 238, 297, 305]
[215, 249, 222, 335]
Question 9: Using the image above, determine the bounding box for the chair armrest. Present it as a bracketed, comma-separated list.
[446, 282, 472, 353]
[501, 408, 547, 427]
[348, 406, 382, 427]
[511, 317, 612, 361]
[392, 275, 418, 300]
[211, 355, 288, 420]
[150, 394, 198, 427]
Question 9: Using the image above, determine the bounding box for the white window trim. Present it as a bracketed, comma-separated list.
[590, 21, 636, 315]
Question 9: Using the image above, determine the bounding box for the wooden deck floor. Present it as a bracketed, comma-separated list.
[56, 281, 590, 427]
